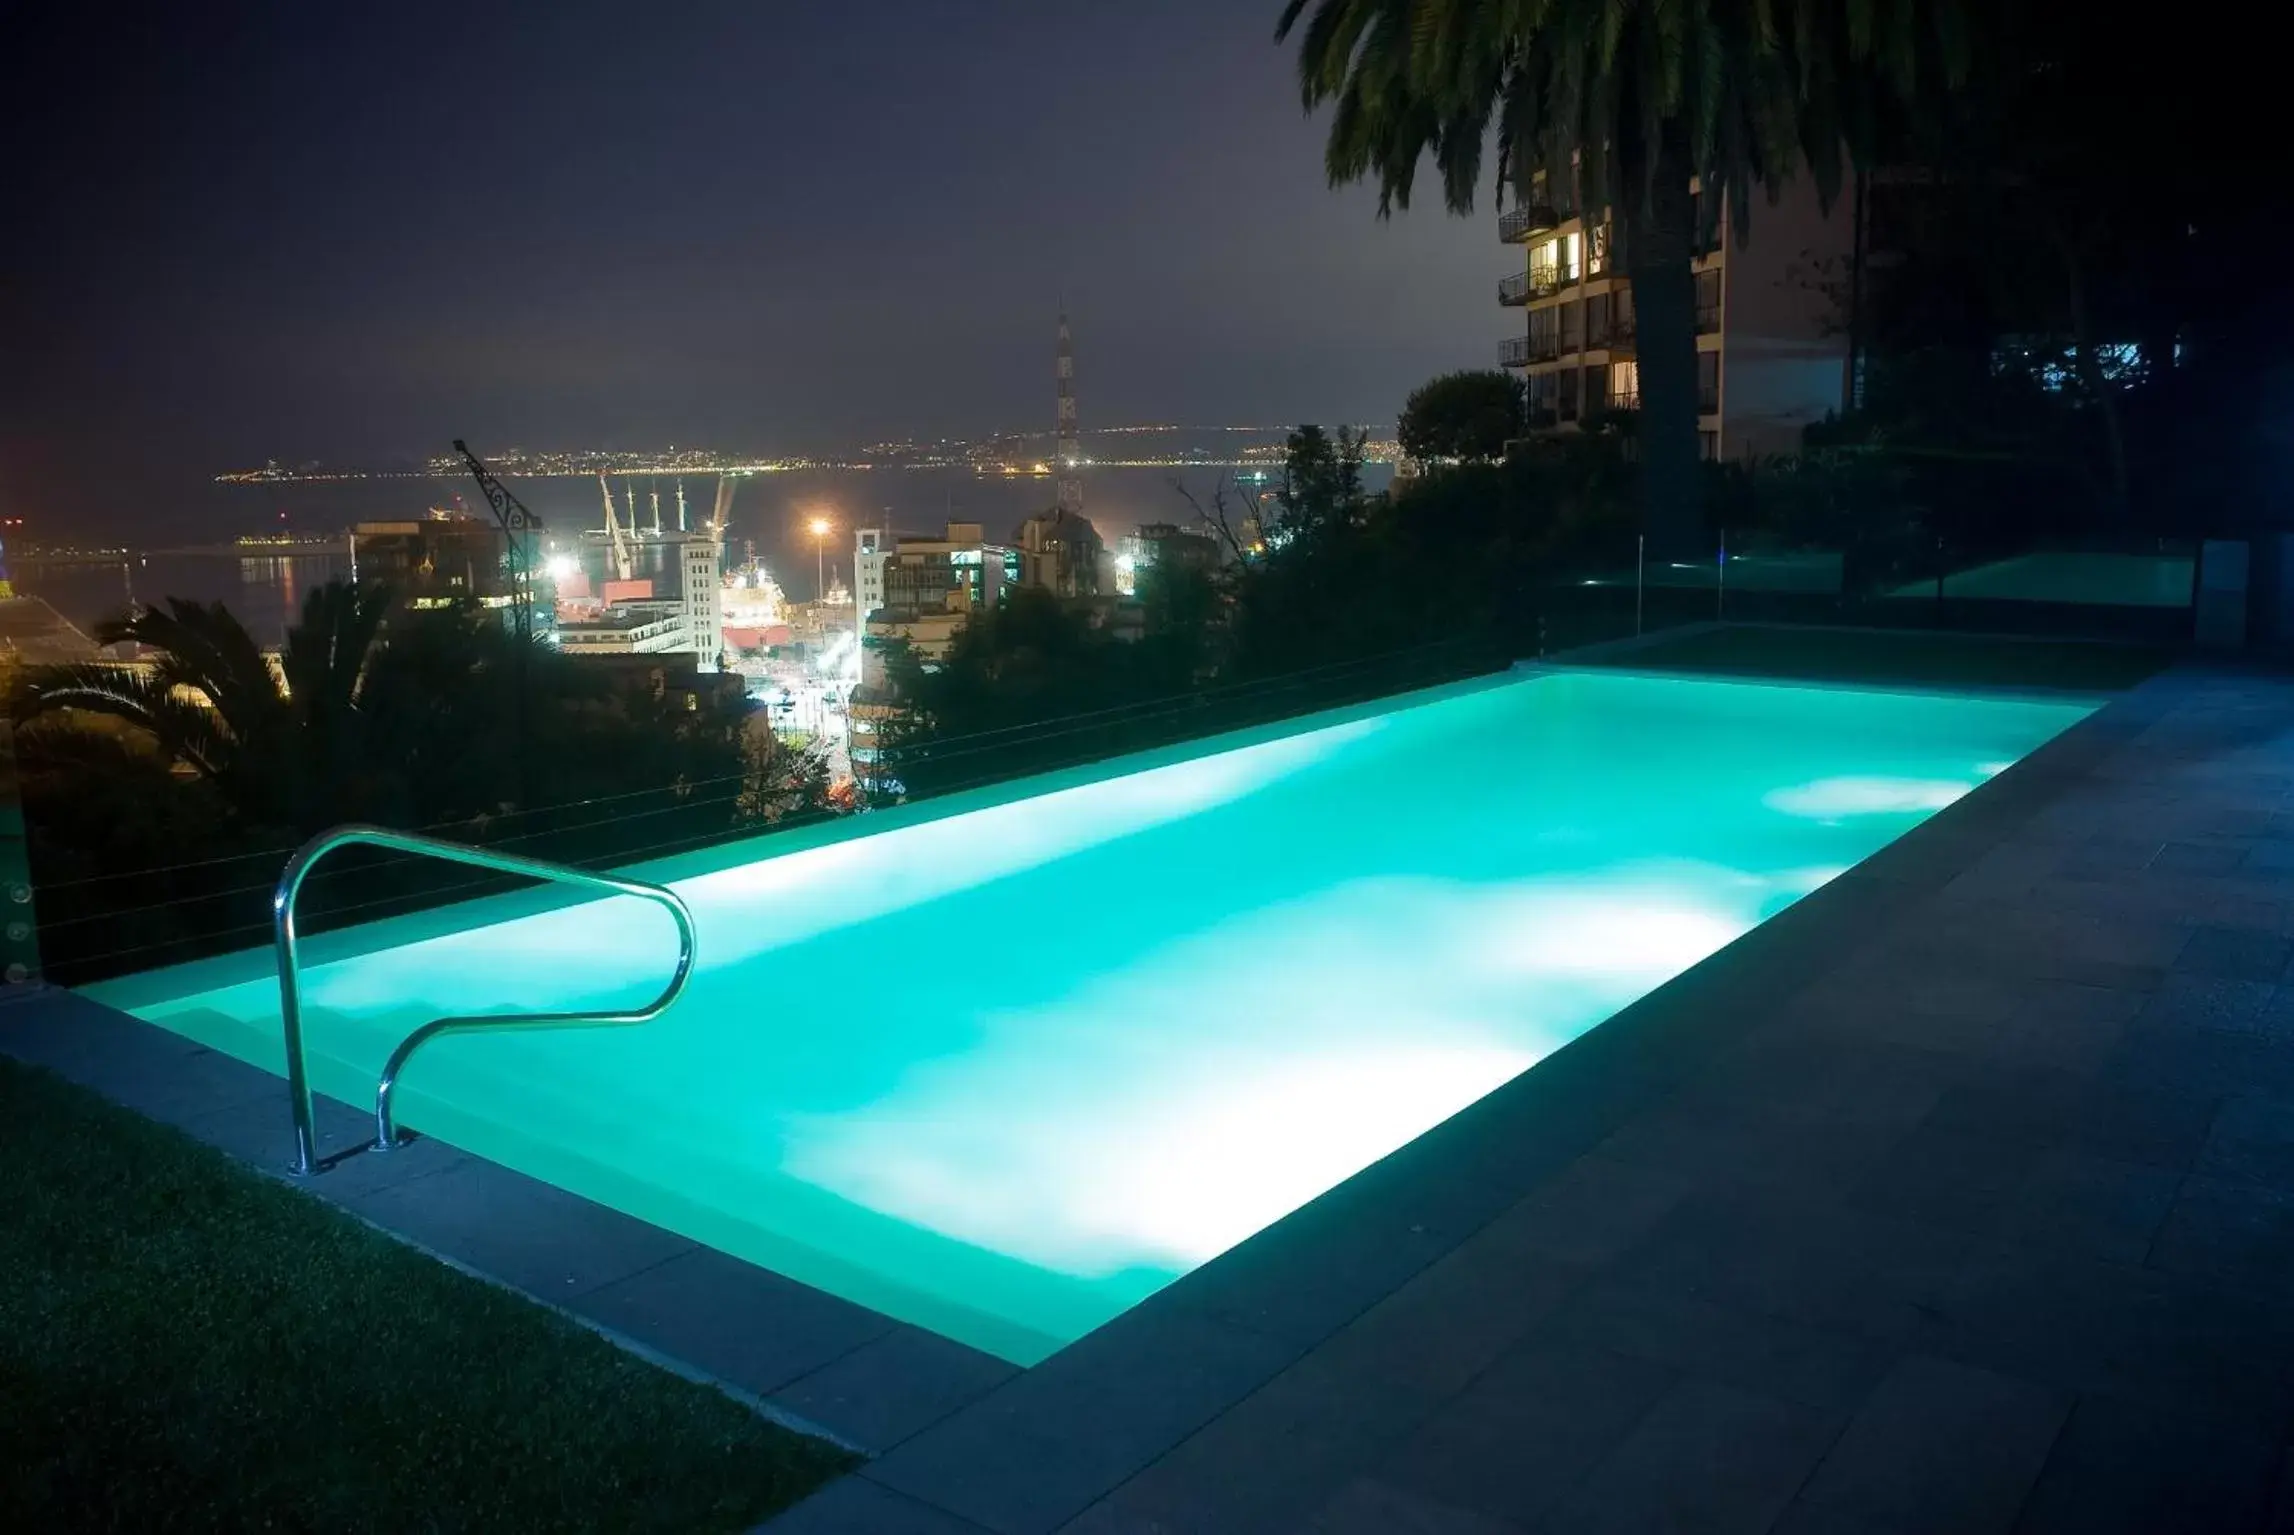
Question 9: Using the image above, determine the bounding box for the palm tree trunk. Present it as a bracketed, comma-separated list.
[2057, 232, 2132, 529]
[1619, 131, 1704, 558]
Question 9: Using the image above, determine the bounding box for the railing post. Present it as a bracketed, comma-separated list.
[1635, 535, 1646, 637]
[1, 720, 41, 993]
[273, 822, 697, 1173]
[272, 836, 325, 1176]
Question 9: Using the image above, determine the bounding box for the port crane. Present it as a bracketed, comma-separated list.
[450, 438, 545, 797]
[594, 472, 634, 582]
[451, 439, 545, 646]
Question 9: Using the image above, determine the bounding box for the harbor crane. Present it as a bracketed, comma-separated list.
[594, 472, 634, 582]
[451, 439, 544, 646]
[450, 438, 544, 796]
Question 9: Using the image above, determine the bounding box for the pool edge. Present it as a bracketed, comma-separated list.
[772, 660, 2178, 1531]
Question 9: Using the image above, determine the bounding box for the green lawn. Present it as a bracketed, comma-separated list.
[1585, 623, 2172, 693]
[0, 1057, 853, 1532]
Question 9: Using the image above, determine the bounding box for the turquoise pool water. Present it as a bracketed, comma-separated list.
[91, 668, 2092, 1363]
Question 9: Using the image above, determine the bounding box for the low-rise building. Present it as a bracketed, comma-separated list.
[1014, 508, 1103, 598]
[351, 515, 514, 607]
[553, 606, 689, 656]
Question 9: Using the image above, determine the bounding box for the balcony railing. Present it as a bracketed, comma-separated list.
[1498, 271, 1532, 306]
[1528, 332, 1563, 362]
[1600, 392, 1641, 414]
[1529, 265, 1563, 297]
[1584, 225, 1613, 279]
[1499, 202, 1561, 243]
[1499, 335, 1533, 367]
[1591, 313, 1637, 350]
[1697, 390, 1721, 415]
[1695, 303, 1722, 335]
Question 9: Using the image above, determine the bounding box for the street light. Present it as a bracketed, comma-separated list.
[808, 515, 832, 599]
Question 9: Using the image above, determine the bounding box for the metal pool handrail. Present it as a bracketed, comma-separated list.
[273, 823, 698, 1175]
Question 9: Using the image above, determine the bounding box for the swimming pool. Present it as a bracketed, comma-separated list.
[88, 667, 2092, 1363]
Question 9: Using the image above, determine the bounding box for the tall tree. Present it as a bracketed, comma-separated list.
[1275, 0, 1967, 552]
[1399, 369, 1525, 463]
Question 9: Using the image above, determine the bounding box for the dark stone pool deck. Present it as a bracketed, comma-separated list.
[14, 662, 2294, 1532]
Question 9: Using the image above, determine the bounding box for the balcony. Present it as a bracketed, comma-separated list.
[1598, 392, 1641, 415]
[1695, 303, 1722, 335]
[1499, 202, 1561, 243]
[1527, 332, 1563, 363]
[1498, 271, 1532, 307]
[1499, 335, 1533, 368]
[1697, 389, 1721, 415]
[1528, 264, 1564, 298]
[1591, 313, 1637, 351]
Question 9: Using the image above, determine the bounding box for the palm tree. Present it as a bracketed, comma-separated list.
[1275, 0, 1968, 553]
[18, 580, 393, 831]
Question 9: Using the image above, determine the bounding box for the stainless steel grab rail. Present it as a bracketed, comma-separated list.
[273, 823, 698, 1175]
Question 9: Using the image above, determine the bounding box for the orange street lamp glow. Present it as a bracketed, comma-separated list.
[809, 516, 833, 596]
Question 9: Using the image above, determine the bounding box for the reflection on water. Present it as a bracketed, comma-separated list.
[18, 553, 355, 643]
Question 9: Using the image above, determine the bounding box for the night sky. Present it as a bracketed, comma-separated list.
[4, 1, 1497, 539]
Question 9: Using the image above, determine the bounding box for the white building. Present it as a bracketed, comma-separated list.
[855, 527, 888, 631]
[673, 531, 725, 670]
[554, 608, 689, 656]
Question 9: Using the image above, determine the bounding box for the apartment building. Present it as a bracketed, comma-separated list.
[1499, 170, 1854, 460]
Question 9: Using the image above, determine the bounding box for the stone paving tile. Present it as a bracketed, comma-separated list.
[1376, 1339, 1676, 1529]
[1537, 1277, 1896, 1413]
[772, 1326, 1019, 1455]
[1997, 1148, 2182, 1264]
[1848, 1122, 2051, 1234]
[9, 1020, 276, 1124]
[1462, 1154, 1695, 1268]
[1591, 1097, 1912, 1203]
[1919, 1066, 2219, 1171]
[2176, 925, 2294, 981]
[2200, 1093, 2294, 1188]
[866, 1309, 1304, 1535]
[1152, 1186, 1460, 1349]
[1605, 1191, 1972, 1344]
[769, 1476, 995, 1534]
[2147, 1176, 2294, 1294]
[1294, 1478, 1525, 1534]
[569, 1245, 897, 1401]
[1544, 1378, 1844, 1535]
[2106, 1024, 2294, 1100]
[2139, 973, 2279, 1033]
[2155, 841, 2255, 877]
[1774, 1355, 2067, 1535]
[1060, 1341, 1448, 1535]
[341, 1155, 696, 1300]
[1925, 1242, 2294, 1424]
[1677, 1033, 1967, 1128]
[0, 989, 211, 1078]
[2012, 1394, 2280, 1535]
[2057, 838, 2166, 882]
[1287, 1232, 1593, 1404]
